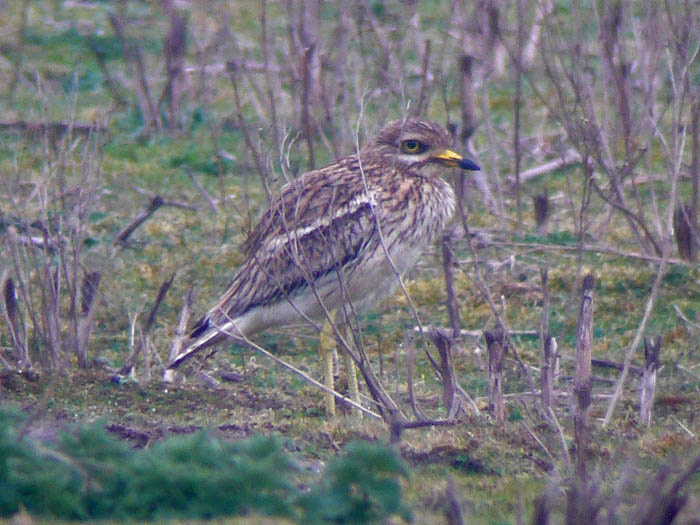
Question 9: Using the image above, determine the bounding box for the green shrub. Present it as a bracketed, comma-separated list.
[0, 409, 411, 523]
[300, 441, 412, 523]
[0, 411, 85, 519]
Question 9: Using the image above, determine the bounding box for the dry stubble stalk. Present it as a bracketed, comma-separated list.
[574, 274, 594, 478]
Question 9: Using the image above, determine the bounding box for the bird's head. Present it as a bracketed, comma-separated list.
[362, 118, 481, 175]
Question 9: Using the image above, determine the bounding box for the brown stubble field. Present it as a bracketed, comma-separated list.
[1, 1, 699, 523]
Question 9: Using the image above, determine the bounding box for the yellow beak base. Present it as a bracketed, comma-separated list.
[436, 149, 481, 171]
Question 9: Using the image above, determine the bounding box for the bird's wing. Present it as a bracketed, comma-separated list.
[243, 157, 361, 254]
[197, 157, 384, 331]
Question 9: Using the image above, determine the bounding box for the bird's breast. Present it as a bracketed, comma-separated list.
[339, 177, 455, 309]
[384, 175, 454, 234]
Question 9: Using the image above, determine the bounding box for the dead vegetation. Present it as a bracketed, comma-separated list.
[1, 1, 700, 523]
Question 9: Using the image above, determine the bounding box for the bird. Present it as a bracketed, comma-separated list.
[166, 118, 480, 415]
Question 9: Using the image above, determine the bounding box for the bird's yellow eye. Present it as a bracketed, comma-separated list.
[400, 139, 425, 154]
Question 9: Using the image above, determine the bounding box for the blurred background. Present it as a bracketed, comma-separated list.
[1, 1, 699, 522]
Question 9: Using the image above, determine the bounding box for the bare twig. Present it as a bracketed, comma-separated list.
[7, 0, 30, 101]
[114, 196, 165, 245]
[144, 273, 175, 335]
[260, 0, 281, 153]
[226, 61, 268, 183]
[40, 266, 62, 370]
[603, 249, 668, 426]
[692, 96, 700, 244]
[160, 2, 187, 131]
[390, 417, 461, 445]
[533, 192, 550, 236]
[457, 217, 535, 389]
[673, 204, 695, 261]
[88, 36, 128, 107]
[169, 288, 195, 364]
[2, 233, 60, 251]
[631, 453, 700, 524]
[592, 358, 643, 376]
[414, 39, 431, 117]
[475, 64, 504, 217]
[442, 230, 461, 339]
[670, 416, 695, 438]
[506, 150, 582, 185]
[76, 271, 102, 368]
[484, 331, 507, 424]
[109, 13, 162, 134]
[301, 45, 316, 169]
[540, 268, 552, 411]
[413, 326, 538, 338]
[398, 419, 460, 430]
[0, 120, 105, 138]
[458, 54, 478, 142]
[3, 277, 28, 367]
[206, 317, 382, 420]
[521, 417, 560, 480]
[486, 239, 688, 266]
[427, 327, 460, 419]
[186, 169, 219, 213]
[512, 0, 526, 226]
[639, 336, 661, 426]
[548, 406, 572, 472]
[444, 476, 465, 525]
[574, 274, 594, 479]
[119, 272, 175, 376]
[131, 185, 198, 210]
[673, 303, 700, 330]
[404, 330, 426, 420]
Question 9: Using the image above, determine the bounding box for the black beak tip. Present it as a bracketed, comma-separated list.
[459, 158, 481, 171]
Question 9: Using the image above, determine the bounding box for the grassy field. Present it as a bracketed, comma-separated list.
[1, 1, 699, 523]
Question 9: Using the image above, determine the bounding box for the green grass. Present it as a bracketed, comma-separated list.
[1, 0, 700, 523]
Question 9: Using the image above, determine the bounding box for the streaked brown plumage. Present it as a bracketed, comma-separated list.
[168, 118, 480, 371]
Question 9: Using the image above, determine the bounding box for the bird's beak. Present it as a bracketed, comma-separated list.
[436, 149, 481, 171]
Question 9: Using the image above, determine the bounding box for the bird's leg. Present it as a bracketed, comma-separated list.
[343, 340, 361, 419]
[319, 317, 337, 417]
[335, 310, 362, 419]
[320, 311, 362, 418]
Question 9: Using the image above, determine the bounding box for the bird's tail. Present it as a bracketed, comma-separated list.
[164, 316, 225, 380]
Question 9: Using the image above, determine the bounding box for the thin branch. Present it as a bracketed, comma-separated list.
[521, 417, 561, 480]
[87, 35, 128, 107]
[404, 330, 426, 420]
[427, 327, 460, 419]
[7, 0, 29, 102]
[673, 303, 700, 330]
[131, 185, 198, 210]
[186, 169, 219, 213]
[119, 272, 175, 376]
[109, 13, 162, 134]
[114, 196, 165, 245]
[76, 271, 102, 368]
[300, 45, 316, 169]
[169, 288, 195, 364]
[442, 230, 461, 339]
[413, 326, 539, 338]
[548, 406, 572, 474]
[457, 215, 535, 389]
[413, 39, 431, 116]
[540, 268, 552, 410]
[486, 239, 688, 266]
[226, 61, 268, 183]
[3, 276, 28, 367]
[574, 274, 594, 478]
[209, 318, 382, 420]
[505, 150, 582, 185]
[603, 251, 668, 426]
